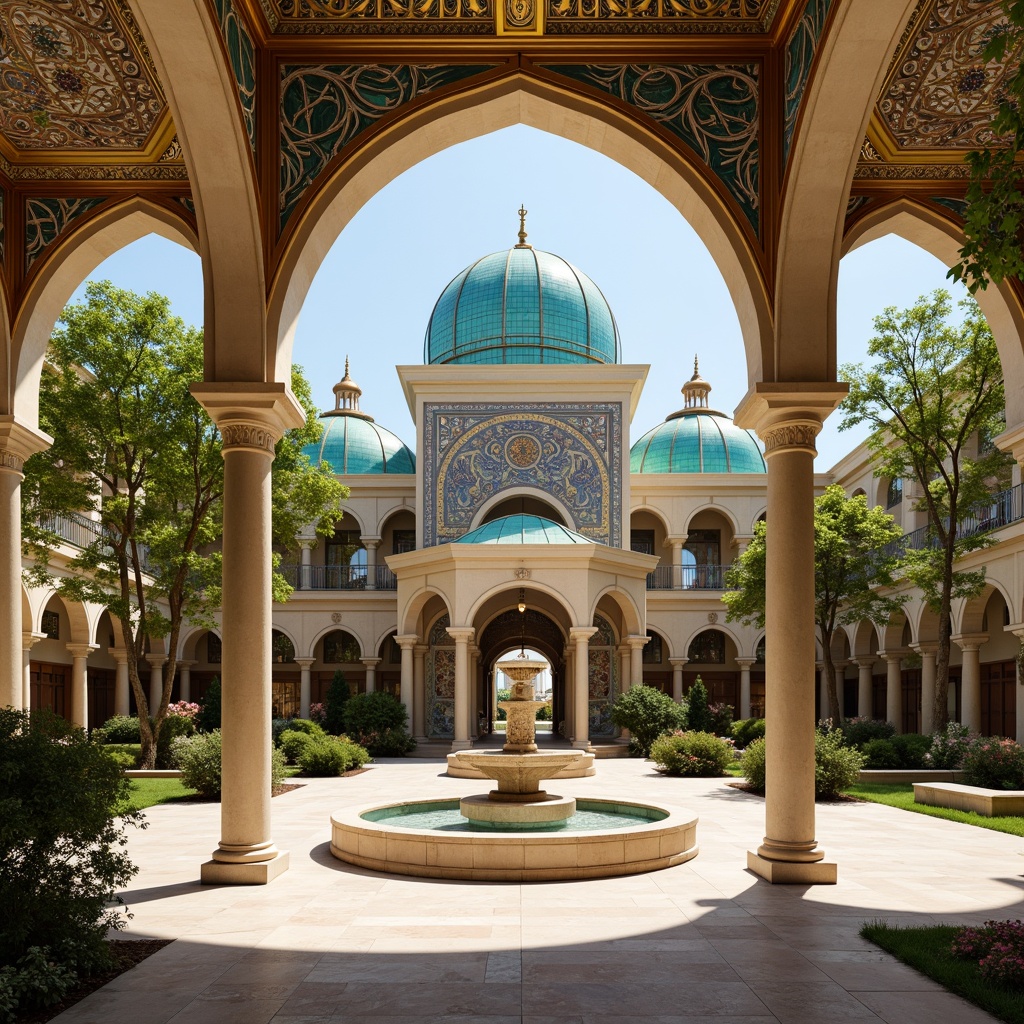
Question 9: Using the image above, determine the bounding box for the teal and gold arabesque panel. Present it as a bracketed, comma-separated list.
[212, 0, 257, 154]
[783, 0, 835, 165]
[26, 196, 106, 272]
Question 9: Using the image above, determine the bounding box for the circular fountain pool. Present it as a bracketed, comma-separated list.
[330, 797, 698, 881]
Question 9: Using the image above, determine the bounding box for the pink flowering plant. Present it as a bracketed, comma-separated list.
[961, 737, 1024, 790]
[924, 721, 975, 770]
[309, 702, 327, 726]
[951, 920, 1024, 988]
[166, 701, 200, 721]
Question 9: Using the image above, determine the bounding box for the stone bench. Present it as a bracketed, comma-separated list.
[913, 781, 1024, 817]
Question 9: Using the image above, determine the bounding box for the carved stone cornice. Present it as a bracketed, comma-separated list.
[0, 417, 51, 476]
[190, 383, 306, 455]
[568, 626, 598, 644]
[221, 422, 278, 454]
[761, 422, 819, 456]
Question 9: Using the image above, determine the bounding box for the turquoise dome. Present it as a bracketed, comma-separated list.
[630, 412, 766, 474]
[455, 515, 593, 545]
[303, 414, 414, 475]
[425, 246, 621, 366]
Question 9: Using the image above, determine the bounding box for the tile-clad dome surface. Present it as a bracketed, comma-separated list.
[455, 515, 594, 545]
[302, 414, 415, 474]
[630, 412, 766, 474]
[424, 247, 621, 366]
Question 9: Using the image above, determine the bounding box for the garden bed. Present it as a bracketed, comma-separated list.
[914, 781, 1024, 817]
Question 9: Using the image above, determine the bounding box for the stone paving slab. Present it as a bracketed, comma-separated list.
[53, 757, 1024, 1023]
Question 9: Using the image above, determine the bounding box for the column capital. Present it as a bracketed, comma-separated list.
[361, 657, 382, 668]
[298, 537, 318, 551]
[877, 649, 909, 663]
[22, 630, 46, 650]
[395, 633, 420, 650]
[66, 642, 99, 658]
[414, 643, 429, 656]
[294, 657, 316, 669]
[626, 634, 649, 651]
[190, 382, 306, 453]
[733, 383, 848, 455]
[852, 655, 876, 669]
[446, 626, 475, 644]
[734, 657, 755, 668]
[994, 420, 1024, 466]
[362, 537, 381, 550]
[951, 633, 989, 653]
[110, 648, 130, 665]
[146, 654, 168, 668]
[178, 659, 196, 670]
[910, 642, 939, 657]
[1007, 622, 1024, 640]
[0, 416, 51, 475]
[569, 626, 598, 644]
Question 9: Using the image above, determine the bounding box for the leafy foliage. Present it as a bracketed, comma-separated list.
[609, 685, 686, 757]
[815, 727, 867, 799]
[740, 736, 766, 790]
[296, 737, 371, 776]
[99, 715, 141, 744]
[342, 691, 414, 755]
[684, 677, 714, 733]
[731, 717, 765, 748]
[323, 671, 351, 735]
[840, 291, 1011, 729]
[962, 738, 1024, 791]
[650, 731, 735, 777]
[926, 722, 975, 770]
[0, 709, 141, 1019]
[724, 485, 904, 723]
[171, 731, 286, 798]
[278, 729, 316, 765]
[196, 678, 221, 733]
[838, 717, 895, 749]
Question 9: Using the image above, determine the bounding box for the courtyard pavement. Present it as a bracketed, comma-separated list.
[54, 755, 1024, 1024]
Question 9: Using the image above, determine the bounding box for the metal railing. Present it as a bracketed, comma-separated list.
[279, 563, 398, 591]
[646, 564, 729, 591]
[35, 510, 152, 571]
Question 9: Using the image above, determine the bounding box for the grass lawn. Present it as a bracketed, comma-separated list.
[862, 922, 1024, 1024]
[121, 777, 199, 812]
[846, 783, 1024, 837]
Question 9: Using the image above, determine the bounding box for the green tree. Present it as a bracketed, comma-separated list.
[685, 676, 713, 733]
[839, 291, 1011, 729]
[951, 2, 1024, 292]
[21, 282, 345, 767]
[724, 485, 905, 725]
[196, 677, 221, 733]
[609, 685, 685, 757]
[323, 670, 351, 735]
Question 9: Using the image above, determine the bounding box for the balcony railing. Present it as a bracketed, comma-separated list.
[647, 564, 729, 591]
[279, 564, 398, 591]
[35, 511, 152, 572]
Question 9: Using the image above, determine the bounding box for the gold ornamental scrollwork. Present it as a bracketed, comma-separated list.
[0, 451, 25, 473]
[221, 423, 278, 455]
[761, 423, 818, 456]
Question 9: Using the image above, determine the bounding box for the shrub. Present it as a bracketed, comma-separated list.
[535, 702, 552, 722]
[495, 688, 511, 722]
[891, 732, 930, 769]
[861, 738, 901, 770]
[815, 727, 866, 798]
[195, 677, 221, 733]
[0, 709, 140, 1020]
[342, 692, 414, 756]
[731, 718, 766, 748]
[962, 737, 1024, 790]
[99, 715, 141, 744]
[838, 717, 895, 749]
[171, 730, 285, 797]
[282, 718, 325, 738]
[926, 721, 975, 770]
[279, 729, 315, 764]
[685, 677, 714, 733]
[103, 749, 137, 772]
[297, 737, 370, 776]
[708, 701, 734, 738]
[103, 743, 141, 768]
[609, 685, 686, 757]
[155, 711, 195, 769]
[166, 700, 200, 722]
[323, 671, 351, 735]
[309, 702, 327, 726]
[951, 920, 1024, 989]
[650, 731, 734, 777]
[740, 736, 766, 790]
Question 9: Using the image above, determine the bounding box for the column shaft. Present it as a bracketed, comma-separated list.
[855, 659, 873, 718]
[448, 628, 474, 751]
[148, 656, 166, 711]
[295, 658, 314, 720]
[884, 654, 902, 732]
[914, 647, 937, 735]
[0, 469, 20, 709]
[736, 659, 754, 720]
[413, 645, 427, 740]
[670, 659, 687, 705]
[66, 644, 97, 730]
[571, 628, 597, 751]
[397, 636, 416, 734]
[113, 652, 131, 716]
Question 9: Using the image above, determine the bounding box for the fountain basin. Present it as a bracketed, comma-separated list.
[446, 750, 596, 779]
[330, 797, 698, 881]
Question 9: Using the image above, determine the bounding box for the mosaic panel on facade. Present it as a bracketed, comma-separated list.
[427, 613, 455, 738]
[542, 63, 759, 232]
[782, 0, 835, 163]
[588, 614, 617, 736]
[878, 0, 1013, 154]
[0, 2, 165, 152]
[25, 195, 105, 271]
[212, 0, 257, 153]
[279, 63, 496, 228]
[422, 403, 622, 547]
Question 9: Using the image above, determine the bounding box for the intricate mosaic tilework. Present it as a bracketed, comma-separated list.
[422, 403, 622, 548]
[279, 63, 497, 229]
[25, 195, 105, 271]
[546, 0, 777, 34]
[212, 0, 257, 154]
[542, 63, 759, 232]
[783, 0, 836, 164]
[931, 194, 968, 219]
[588, 614, 617, 736]
[426, 613, 454, 738]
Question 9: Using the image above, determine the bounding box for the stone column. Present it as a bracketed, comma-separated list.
[447, 627, 475, 751]
[1012, 628, 1024, 745]
[191, 382, 305, 885]
[617, 645, 630, 691]
[570, 627, 598, 751]
[670, 657, 688, 704]
[735, 658, 755, 720]
[911, 644, 938, 736]
[21, 631, 46, 710]
[563, 645, 575, 740]
[853, 657, 875, 719]
[364, 538, 380, 590]
[111, 650, 131, 716]
[627, 635, 648, 689]
[880, 652, 903, 733]
[667, 537, 684, 589]
[953, 634, 988, 734]
[0, 419, 50, 710]
[413, 644, 428, 741]
[816, 661, 826, 723]
[147, 655, 167, 712]
[67, 643, 98, 730]
[736, 388, 844, 885]
[294, 657, 315, 719]
[178, 660, 195, 704]
[469, 645, 481, 737]
[362, 657, 381, 695]
[298, 539, 315, 590]
[396, 635, 418, 734]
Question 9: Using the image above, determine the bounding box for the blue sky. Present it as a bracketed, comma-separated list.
[69, 126, 970, 471]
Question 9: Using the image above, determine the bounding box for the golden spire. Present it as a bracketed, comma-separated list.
[515, 204, 531, 248]
[692, 355, 699, 379]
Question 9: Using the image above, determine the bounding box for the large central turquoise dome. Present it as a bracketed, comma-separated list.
[424, 246, 621, 366]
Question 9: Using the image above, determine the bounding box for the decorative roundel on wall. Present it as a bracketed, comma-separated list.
[505, 433, 542, 469]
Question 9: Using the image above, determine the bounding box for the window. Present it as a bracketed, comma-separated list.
[323, 630, 360, 664]
[755, 637, 766, 664]
[684, 529, 720, 565]
[630, 529, 655, 555]
[886, 478, 903, 508]
[207, 633, 221, 664]
[272, 630, 295, 664]
[41, 610, 60, 640]
[688, 630, 725, 664]
[393, 530, 415, 554]
[642, 631, 663, 665]
[327, 529, 367, 587]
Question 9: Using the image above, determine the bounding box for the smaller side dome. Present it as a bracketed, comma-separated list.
[455, 515, 594, 545]
[630, 358, 766, 474]
[302, 359, 415, 474]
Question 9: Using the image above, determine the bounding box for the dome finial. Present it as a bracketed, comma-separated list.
[692, 355, 699, 379]
[515, 204, 531, 249]
[331, 356, 370, 418]
[681, 355, 712, 411]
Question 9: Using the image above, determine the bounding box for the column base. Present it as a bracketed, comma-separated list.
[571, 739, 593, 752]
[450, 739, 474, 752]
[746, 850, 836, 884]
[201, 849, 290, 885]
